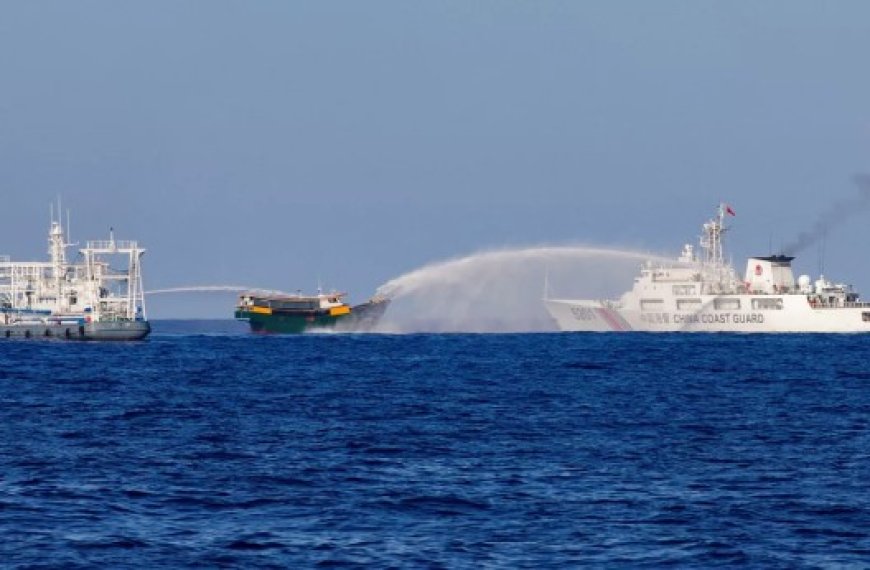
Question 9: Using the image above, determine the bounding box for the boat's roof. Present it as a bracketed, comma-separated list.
[241, 291, 347, 301]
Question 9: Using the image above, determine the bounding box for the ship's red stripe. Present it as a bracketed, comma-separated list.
[596, 308, 631, 331]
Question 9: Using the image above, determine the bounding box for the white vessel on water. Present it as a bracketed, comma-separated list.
[0, 208, 149, 340]
[545, 204, 870, 333]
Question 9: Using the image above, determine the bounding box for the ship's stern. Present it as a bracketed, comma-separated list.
[83, 320, 151, 340]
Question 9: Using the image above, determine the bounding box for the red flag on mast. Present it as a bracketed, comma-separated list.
[725, 204, 736, 216]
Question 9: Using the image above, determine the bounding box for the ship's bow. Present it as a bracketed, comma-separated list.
[545, 299, 631, 332]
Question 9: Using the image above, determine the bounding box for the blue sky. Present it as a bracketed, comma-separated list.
[2, 1, 869, 318]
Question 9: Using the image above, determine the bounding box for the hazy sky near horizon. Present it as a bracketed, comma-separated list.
[2, 1, 869, 318]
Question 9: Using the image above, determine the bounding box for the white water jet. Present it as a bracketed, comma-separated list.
[374, 245, 668, 333]
[145, 285, 289, 296]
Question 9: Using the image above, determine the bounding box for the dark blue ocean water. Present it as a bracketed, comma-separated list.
[1, 322, 868, 568]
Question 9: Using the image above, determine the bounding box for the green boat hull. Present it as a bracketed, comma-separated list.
[235, 309, 345, 334]
[235, 297, 390, 334]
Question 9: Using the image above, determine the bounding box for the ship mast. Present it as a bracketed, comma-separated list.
[48, 200, 70, 313]
[695, 203, 740, 294]
[699, 204, 728, 267]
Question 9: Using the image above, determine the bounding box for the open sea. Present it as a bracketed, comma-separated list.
[1, 321, 868, 568]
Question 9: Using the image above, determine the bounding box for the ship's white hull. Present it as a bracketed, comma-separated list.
[545, 297, 870, 333]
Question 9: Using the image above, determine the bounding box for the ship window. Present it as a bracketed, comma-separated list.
[275, 300, 317, 310]
[672, 285, 696, 296]
[677, 299, 701, 310]
[752, 298, 783, 310]
[641, 299, 664, 311]
[714, 298, 741, 311]
[863, 312, 870, 322]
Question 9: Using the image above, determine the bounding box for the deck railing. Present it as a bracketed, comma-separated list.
[813, 301, 870, 309]
[84, 240, 140, 251]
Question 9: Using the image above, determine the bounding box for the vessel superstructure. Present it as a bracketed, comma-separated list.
[545, 204, 870, 332]
[0, 208, 149, 340]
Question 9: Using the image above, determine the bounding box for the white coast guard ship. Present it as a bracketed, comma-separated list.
[545, 204, 870, 333]
[0, 207, 149, 340]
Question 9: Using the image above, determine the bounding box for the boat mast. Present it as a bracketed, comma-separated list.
[700, 204, 727, 267]
[48, 200, 70, 313]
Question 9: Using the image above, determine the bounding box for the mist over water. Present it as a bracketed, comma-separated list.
[373, 246, 665, 333]
[143, 248, 669, 332]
